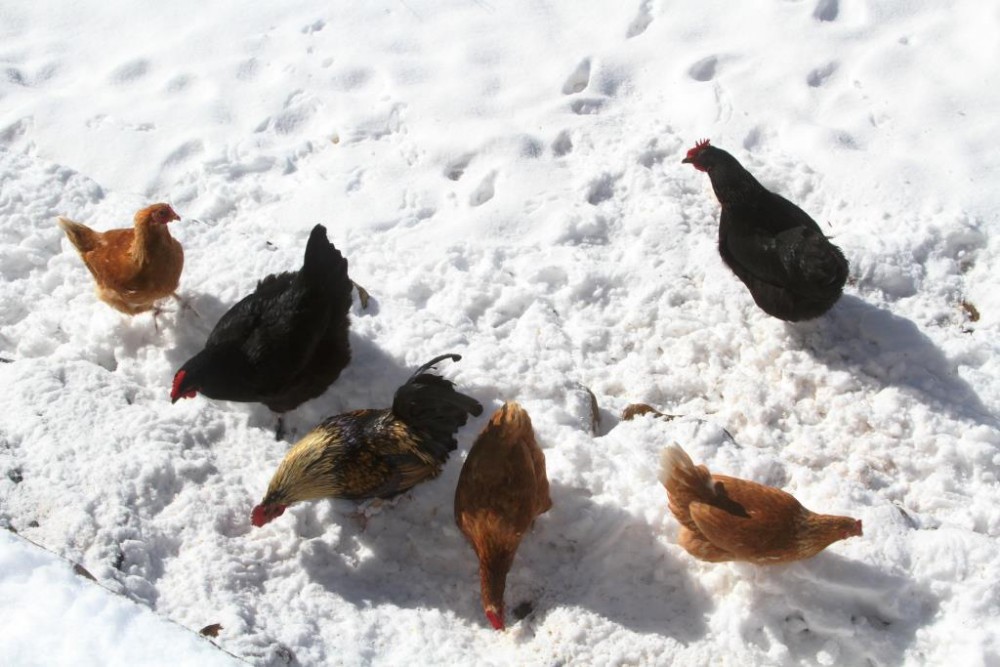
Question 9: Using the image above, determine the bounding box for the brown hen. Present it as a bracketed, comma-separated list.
[659, 444, 861, 564]
[455, 402, 551, 631]
[57, 203, 183, 315]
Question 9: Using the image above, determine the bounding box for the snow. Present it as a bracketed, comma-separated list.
[0, 530, 239, 666]
[1, 0, 999, 665]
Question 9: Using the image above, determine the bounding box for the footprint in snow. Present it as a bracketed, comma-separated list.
[814, 0, 839, 22]
[236, 58, 259, 81]
[570, 98, 604, 115]
[0, 118, 29, 145]
[688, 56, 718, 82]
[469, 171, 497, 207]
[562, 58, 591, 95]
[165, 74, 192, 93]
[552, 130, 573, 157]
[637, 147, 669, 168]
[163, 140, 204, 167]
[331, 67, 373, 92]
[586, 174, 617, 205]
[302, 19, 326, 34]
[626, 0, 653, 38]
[444, 153, 474, 181]
[5, 68, 26, 86]
[110, 59, 150, 85]
[807, 62, 838, 87]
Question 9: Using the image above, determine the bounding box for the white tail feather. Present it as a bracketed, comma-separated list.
[658, 444, 715, 497]
[658, 444, 693, 487]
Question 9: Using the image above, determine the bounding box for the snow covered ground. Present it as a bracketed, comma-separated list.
[1, 1, 999, 665]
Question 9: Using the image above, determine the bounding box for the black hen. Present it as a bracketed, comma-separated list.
[683, 140, 849, 321]
[171, 224, 354, 423]
[251, 353, 483, 527]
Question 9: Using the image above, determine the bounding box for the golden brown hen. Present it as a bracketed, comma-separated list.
[659, 444, 861, 564]
[57, 203, 183, 315]
[251, 354, 482, 527]
[455, 402, 552, 631]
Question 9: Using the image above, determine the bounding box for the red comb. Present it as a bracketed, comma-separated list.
[250, 503, 285, 527]
[251, 505, 268, 527]
[170, 370, 197, 402]
[170, 370, 186, 401]
[686, 138, 711, 159]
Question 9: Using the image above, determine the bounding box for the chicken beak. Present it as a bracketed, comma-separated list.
[681, 156, 693, 164]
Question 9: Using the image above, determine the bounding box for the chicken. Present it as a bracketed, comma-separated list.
[658, 444, 861, 564]
[171, 224, 353, 437]
[455, 402, 551, 631]
[682, 140, 849, 321]
[621, 403, 677, 422]
[57, 203, 184, 316]
[251, 353, 482, 527]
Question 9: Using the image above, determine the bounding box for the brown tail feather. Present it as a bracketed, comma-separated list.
[490, 402, 552, 515]
[659, 444, 716, 533]
[488, 401, 532, 434]
[57, 217, 99, 254]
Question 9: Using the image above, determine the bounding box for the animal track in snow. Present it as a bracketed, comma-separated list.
[586, 173, 618, 205]
[5, 68, 26, 86]
[110, 59, 150, 84]
[3, 63, 58, 88]
[302, 19, 326, 34]
[346, 167, 364, 193]
[552, 130, 573, 157]
[272, 108, 313, 135]
[807, 62, 838, 87]
[469, 171, 497, 207]
[351, 102, 406, 142]
[834, 130, 858, 149]
[236, 58, 260, 81]
[517, 135, 545, 159]
[637, 148, 669, 168]
[562, 58, 591, 94]
[263, 90, 318, 135]
[626, 0, 653, 38]
[165, 74, 192, 92]
[331, 67, 373, 92]
[163, 140, 204, 166]
[814, 0, 839, 21]
[445, 153, 474, 181]
[570, 98, 604, 115]
[688, 56, 718, 82]
[0, 118, 29, 145]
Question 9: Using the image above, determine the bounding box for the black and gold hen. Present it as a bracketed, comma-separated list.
[251, 354, 483, 527]
[171, 224, 354, 435]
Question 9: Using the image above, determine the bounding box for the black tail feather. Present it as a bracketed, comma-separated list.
[393, 354, 483, 461]
[406, 353, 462, 381]
[302, 223, 347, 278]
[301, 224, 353, 310]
